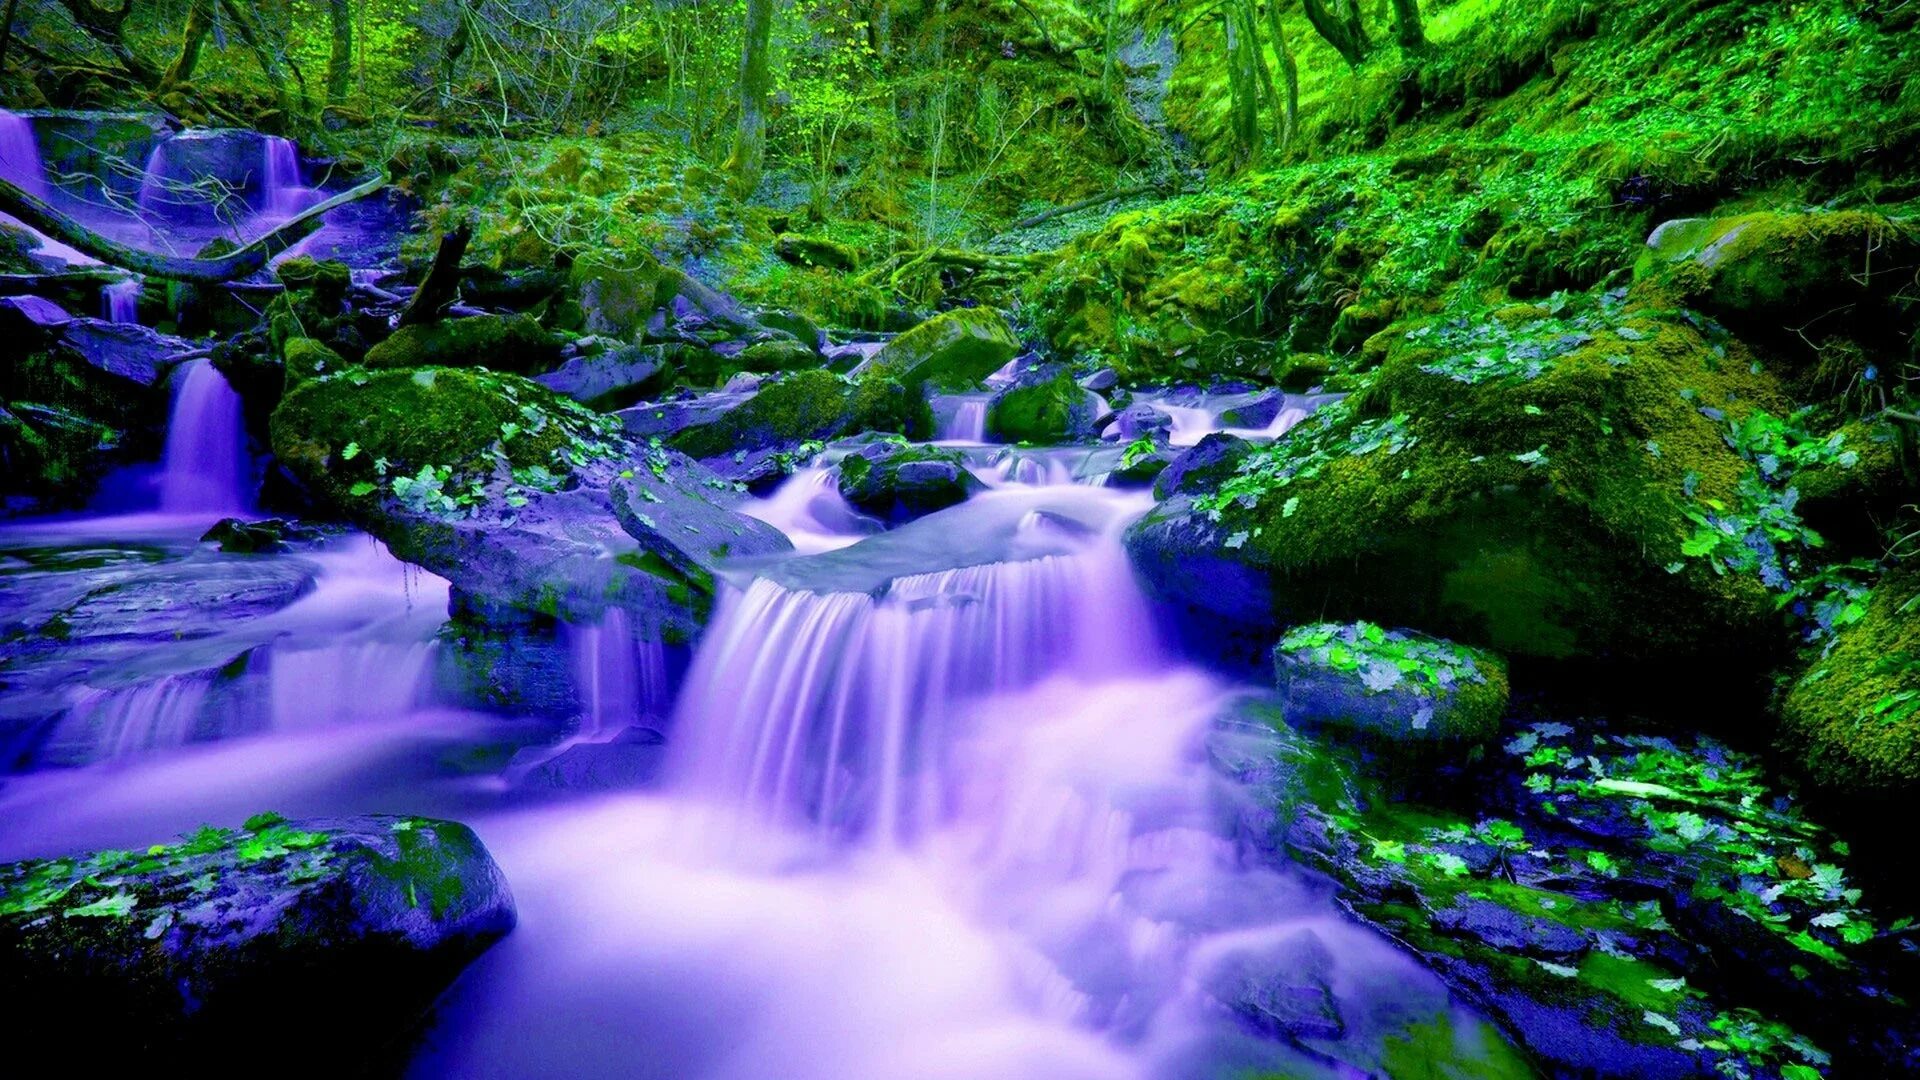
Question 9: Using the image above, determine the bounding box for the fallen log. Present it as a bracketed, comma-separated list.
[0, 173, 387, 284]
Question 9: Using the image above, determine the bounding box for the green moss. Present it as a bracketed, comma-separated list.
[987, 367, 1087, 444]
[1781, 568, 1920, 797]
[1275, 621, 1509, 744]
[282, 337, 345, 385]
[868, 308, 1020, 390]
[847, 374, 933, 439]
[1639, 212, 1920, 328]
[361, 314, 563, 374]
[669, 369, 852, 460]
[1175, 296, 1794, 662]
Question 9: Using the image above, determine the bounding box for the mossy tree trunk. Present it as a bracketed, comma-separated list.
[156, 0, 216, 95]
[1388, 0, 1427, 52]
[1223, 6, 1263, 167]
[55, 0, 159, 85]
[325, 0, 353, 105]
[1301, 0, 1370, 68]
[1265, 0, 1300, 149]
[725, 0, 775, 197]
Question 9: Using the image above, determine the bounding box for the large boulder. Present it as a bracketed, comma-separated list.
[835, 439, 983, 523]
[1639, 211, 1919, 334]
[271, 365, 789, 632]
[131, 128, 269, 217]
[362, 314, 563, 374]
[53, 319, 196, 388]
[1127, 298, 1796, 667]
[987, 363, 1098, 443]
[664, 369, 852, 461]
[0, 813, 514, 1070]
[571, 253, 667, 341]
[535, 345, 668, 410]
[1273, 621, 1507, 749]
[864, 307, 1019, 390]
[1780, 566, 1920, 799]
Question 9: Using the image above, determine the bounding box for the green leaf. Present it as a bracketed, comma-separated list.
[348, 481, 378, 497]
[340, 442, 361, 461]
[66, 892, 138, 918]
[244, 811, 286, 832]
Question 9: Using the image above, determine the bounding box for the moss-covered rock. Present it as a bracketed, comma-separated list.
[867, 307, 1019, 390]
[362, 314, 563, 374]
[847, 373, 933, 440]
[736, 336, 820, 372]
[0, 813, 514, 1070]
[987, 364, 1097, 444]
[1127, 296, 1795, 666]
[282, 336, 345, 385]
[570, 252, 667, 341]
[668, 369, 853, 460]
[1781, 567, 1920, 798]
[836, 439, 983, 522]
[1639, 212, 1920, 335]
[274, 255, 352, 305]
[1274, 622, 1508, 749]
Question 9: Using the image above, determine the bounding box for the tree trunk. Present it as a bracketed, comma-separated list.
[1389, 0, 1426, 52]
[396, 219, 471, 328]
[215, 0, 290, 113]
[1223, 8, 1262, 167]
[325, 0, 353, 104]
[724, 0, 775, 197]
[1302, 0, 1370, 68]
[0, 0, 23, 76]
[0, 173, 385, 283]
[157, 0, 216, 95]
[56, 0, 159, 85]
[1265, 0, 1300, 149]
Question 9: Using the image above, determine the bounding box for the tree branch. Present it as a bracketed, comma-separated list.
[0, 174, 387, 283]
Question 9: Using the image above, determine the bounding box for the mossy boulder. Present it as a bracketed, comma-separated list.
[0, 813, 514, 1070]
[987, 364, 1097, 444]
[362, 314, 563, 374]
[570, 252, 668, 341]
[836, 439, 983, 522]
[867, 307, 1019, 390]
[736, 336, 820, 372]
[847, 373, 934, 439]
[668, 369, 852, 460]
[1638, 212, 1920, 336]
[1128, 297, 1793, 667]
[274, 256, 352, 305]
[1273, 622, 1508, 749]
[774, 233, 859, 271]
[1781, 567, 1920, 799]
[282, 336, 345, 385]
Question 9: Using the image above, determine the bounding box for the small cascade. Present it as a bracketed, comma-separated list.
[566, 607, 668, 738]
[101, 279, 141, 323]
[53, 675, 214, 762]
[936, 396, 990, 443]
[158, 358, 251, 514]
[670, 539, 1160, 843]
[0, 109, 49, 200]
[987, 449, 1079, 487]
[260, 136, 318, 217]
[740, 466, 881, 554]
[133, 142, 172, 214]
[265, 637, 439, 730]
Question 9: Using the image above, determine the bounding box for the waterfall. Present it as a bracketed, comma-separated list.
[133, 142, 171, 214]
[159, 358, 251, 514]
[670, 541, 1160, 843]
[261, 136, 317, 218]
[50, 675, 215, 763]
[102, 279, 141, 323]
[266, 638, 440, 731]
[0, 109, 49, 200]
[567, 607, 668, 737]
[936, 396, 990, 443]
[739, 465, 881, 554]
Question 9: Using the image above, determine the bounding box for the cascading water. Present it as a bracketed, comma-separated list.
[158, 358, 250, 514]
[936, 396, 990, 443]
[670, 539, 1159, 841]
[567, 607, 668, 737]
[102, 279, 141, 323]
[739, 465, 880, 554]
[0, 108, 50, 200]
[260, 136, 318, 218]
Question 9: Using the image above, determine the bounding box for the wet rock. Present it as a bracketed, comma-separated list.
[865, 307, 1019, 390]
[1207, 929, 1346, 1041]
[535, 345, 668, 410]
[836, 439, 983, 523]
[0, 813, 514, 1070]
[754, 308, 822, 352]
[54, 319, 197, 388]
[0, 294, 73, 343]
[130, 128, 269, 216]
[1431, 898, 1587, 959]
[519, 727, 668, 792]
[571, 254, 665, 341]
[663, 370, 852, 461]
[736, 335, 820, 372]
[1274, 622, 1508, 749]
[200, 517, 323, 554]
[1153, 433, 1255, 500]
[610, 457, 793, 581]
[1215, 389, 1287, 428]
[1079, 367, 1119, 393]
[362, 313, 563, 374]
[15, 555, 316, 645]
[1101, 402, 1172, 442]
